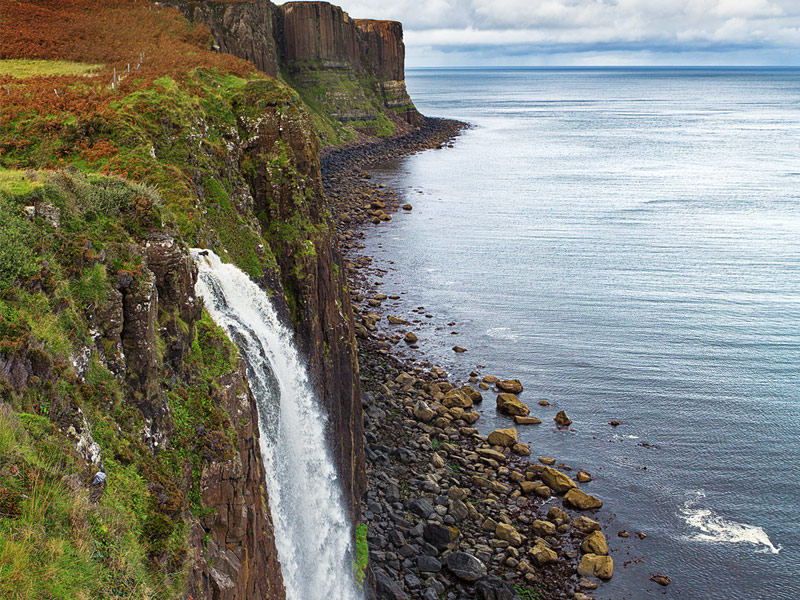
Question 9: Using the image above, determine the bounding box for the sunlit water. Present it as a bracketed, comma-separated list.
[193, 251, 362, 600]
[362, 68, 800, 599]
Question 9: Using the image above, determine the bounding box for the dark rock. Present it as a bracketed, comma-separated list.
[417, 555, 442, 573]
[375, 570, 409, 600]
[445, 551, 487, 582]
[475, 574, 519, 600]
[409, 498, 435, 519]
[422, 523, 457, 550]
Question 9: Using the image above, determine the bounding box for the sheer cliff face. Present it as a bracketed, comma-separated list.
[179, 0, 279, 77]
[174, 0, 421, 130]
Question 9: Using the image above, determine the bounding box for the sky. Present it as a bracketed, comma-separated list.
[276, 0, 800, 67]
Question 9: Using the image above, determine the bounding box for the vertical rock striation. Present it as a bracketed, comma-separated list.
[171, 0, 422, 129]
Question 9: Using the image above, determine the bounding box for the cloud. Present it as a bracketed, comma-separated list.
[273, 0, 800, 65]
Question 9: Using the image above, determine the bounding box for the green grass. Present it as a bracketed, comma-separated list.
[0, 171, 44, 196]
[354, 523, 369, 584]
[514, 583, 544, 600]
[0, 59, 103, 79]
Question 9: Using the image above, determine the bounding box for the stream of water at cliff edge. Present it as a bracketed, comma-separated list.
[192, 249, 362, 600]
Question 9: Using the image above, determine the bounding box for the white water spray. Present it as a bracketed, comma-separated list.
[192, 250, 362, 600]
[680, 491, 781, 555]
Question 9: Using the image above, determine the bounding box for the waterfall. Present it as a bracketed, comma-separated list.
[192, 250, 362, 600]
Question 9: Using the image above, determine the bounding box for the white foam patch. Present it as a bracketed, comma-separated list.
[680, 492, 781, 555]
[486, 326, 519, 341]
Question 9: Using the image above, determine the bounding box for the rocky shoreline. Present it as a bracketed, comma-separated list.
[323, 119, 618, 600]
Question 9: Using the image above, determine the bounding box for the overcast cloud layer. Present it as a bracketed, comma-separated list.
[275, 0, 800, 66]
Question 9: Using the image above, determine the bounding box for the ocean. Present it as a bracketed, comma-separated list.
[362, 68, 800, 599]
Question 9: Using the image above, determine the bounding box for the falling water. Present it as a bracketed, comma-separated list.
[192, 249, 362, 600]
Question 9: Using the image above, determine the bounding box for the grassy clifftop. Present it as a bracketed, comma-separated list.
[0, 1, 364, 598]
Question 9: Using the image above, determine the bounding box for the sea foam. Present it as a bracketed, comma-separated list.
[680, 492, 781, 555]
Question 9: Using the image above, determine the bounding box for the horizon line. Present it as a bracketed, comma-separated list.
[406, 65, 800, 70]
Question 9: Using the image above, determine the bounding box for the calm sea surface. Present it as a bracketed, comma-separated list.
[363, 68, 800, 599]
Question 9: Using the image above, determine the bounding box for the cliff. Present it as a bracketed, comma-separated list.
[0, 0, 365, 596]
[171, 0, 422, 143]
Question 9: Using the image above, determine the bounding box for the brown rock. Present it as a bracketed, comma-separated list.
[564, 488, 603, 510]
[578, 554, 613, 580]
[476, 448, 507, 463]
[387, 315, 409, 325]
[514, 415, 542, 425]
[404, 331, 418, 343]
[576, 471, 592, 483]
[541, 467, 577, 494]
[496, 393, 530, 417]
[487, 428, 518, 447]
[554, 410, 572, 426]
[443, 389, 473, 409]
[452, 346, 467, 352]
[581, 531, 608, 555]
[495, 522, 523, 546]
[497, 379, 523, 393]
[512, 443, 531, 456]
[529, 543, 558, 565]
[650, 574, 671, 586]
[572, 516, 601, 533]
[460, 386, 483, 404]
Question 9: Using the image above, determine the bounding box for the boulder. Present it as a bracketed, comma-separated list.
[512, 443, 531, 456]
[460, 385, 483, 404]
[581, 531, 608, 555]
[445, 551, 487, 582]
[375, 570, 409, 600]
[388, 315, 409, 325]
[541, 467, 577, 494]
[417, 555, 442, 573]
[413, 400, 436, 422]
[487, 428, 518, 447]
[497, 379, 523, 393]
[443, 389, 472, 409]
[496, 393, 530, 416]
[514, 415, 541, 425]
[482, 375, 499, 383]
[576, 470, 592, 483]
[577, 554, 613, 580]
[495, 522, 523, 546]
[404, 331, 418, 343]
[564, 488, 603, 510]
[529, 543, 558, 565]
[554, 410, 572, 426]
[452, 345, 467, 352]
[532, 519, 557, 536]
[476, 448, 507, 463]
[475, 574, 517, 600]
[423, 523, 458, 549]
[572, 516, 601, 533]
[410, 499, 435, 519]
